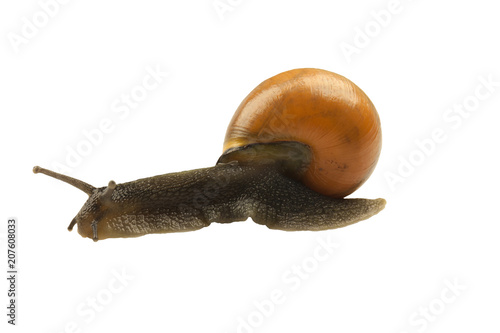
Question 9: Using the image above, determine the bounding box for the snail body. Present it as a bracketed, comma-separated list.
[34, 68, 385, 241]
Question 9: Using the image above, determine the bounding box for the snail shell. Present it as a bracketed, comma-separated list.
[222, 68, 382, 198]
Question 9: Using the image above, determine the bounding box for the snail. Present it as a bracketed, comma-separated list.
[33, 68, 385, 242]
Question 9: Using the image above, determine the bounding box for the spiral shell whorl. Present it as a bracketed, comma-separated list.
[222, 68, 382, 198]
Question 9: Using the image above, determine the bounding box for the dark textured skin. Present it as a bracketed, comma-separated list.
[71, 161, 385, 241]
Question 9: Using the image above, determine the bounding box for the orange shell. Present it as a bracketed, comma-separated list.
[222, 68, 382, 198]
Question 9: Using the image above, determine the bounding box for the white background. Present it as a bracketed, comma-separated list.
[1, 0, 499, 332]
